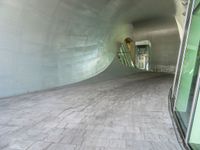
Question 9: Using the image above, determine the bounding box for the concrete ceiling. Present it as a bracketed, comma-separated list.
[61, 0, 176, 22]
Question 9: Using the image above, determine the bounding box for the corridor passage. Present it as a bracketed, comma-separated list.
[0, 73, 182, 150]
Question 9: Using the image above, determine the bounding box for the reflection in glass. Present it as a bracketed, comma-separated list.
[175, 0, 200, 135]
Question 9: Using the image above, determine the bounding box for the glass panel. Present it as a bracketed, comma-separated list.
[194, 0, 200, 15]
[175, 0, 200, 133]
[189, 88, 200, 150]
[118, 42, 135, 68]
[172, 0, 196, 98]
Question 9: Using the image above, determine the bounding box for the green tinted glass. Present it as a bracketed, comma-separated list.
[175, 0, 200, 133]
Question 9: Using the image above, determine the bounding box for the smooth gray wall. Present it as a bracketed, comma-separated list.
[133, 18, 180, 67]
[0, 0, 179, 98]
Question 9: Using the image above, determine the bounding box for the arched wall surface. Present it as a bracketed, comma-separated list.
[0, 0, 180, 98]
[133, 18, 180, 72]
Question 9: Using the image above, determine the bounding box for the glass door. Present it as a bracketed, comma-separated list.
[188, 66, 200, 150]
[175, 0, 200, 134]
[172, 0, 195, 99]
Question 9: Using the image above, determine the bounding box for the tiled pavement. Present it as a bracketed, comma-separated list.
[0, 73, 182, 150]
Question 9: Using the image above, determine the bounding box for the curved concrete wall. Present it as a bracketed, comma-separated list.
[0, 0, 179, 97]
[133, 18, 180, 72]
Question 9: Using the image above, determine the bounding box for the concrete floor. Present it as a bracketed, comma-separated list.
[0, 73, 182, 150]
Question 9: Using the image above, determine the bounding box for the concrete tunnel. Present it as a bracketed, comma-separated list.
[0, 0, 184, 97]
[1, 0, 200, 149]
